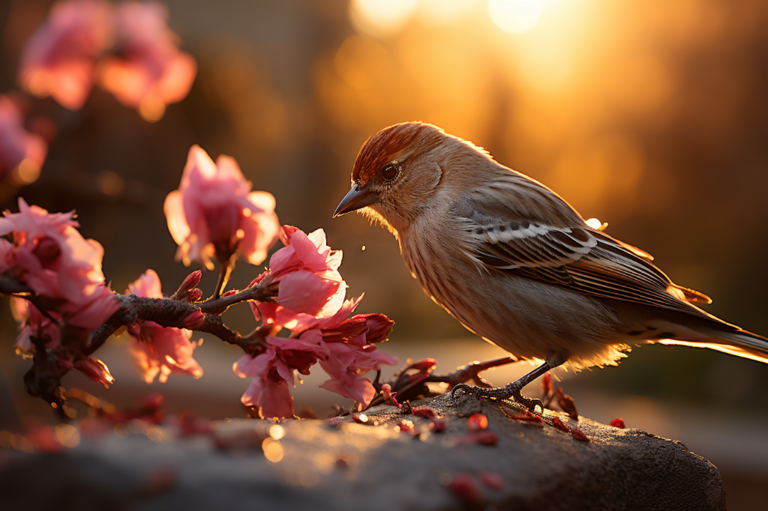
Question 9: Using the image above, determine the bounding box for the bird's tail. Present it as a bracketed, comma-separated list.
[650, 325, 768, 364]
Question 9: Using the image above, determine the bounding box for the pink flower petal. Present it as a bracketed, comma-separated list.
[240, 372, 295, 419]
[277, 270, 344, 317]
[126, 268, 163, 299]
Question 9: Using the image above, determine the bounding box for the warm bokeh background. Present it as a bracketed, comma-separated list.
[1, 1, 768, 508]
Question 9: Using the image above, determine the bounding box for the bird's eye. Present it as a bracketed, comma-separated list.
[381, 163, 399, 181]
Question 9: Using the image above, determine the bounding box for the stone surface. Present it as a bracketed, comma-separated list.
[0, 393, 726, 511]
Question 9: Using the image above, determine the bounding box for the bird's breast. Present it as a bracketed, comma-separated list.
[397, 220, 623, 368]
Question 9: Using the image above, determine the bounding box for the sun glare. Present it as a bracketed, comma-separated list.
[350, 0, 418, 38]
[488, 0, 546, 34]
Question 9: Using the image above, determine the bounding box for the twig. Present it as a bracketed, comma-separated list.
[9, 273, 280, 408]
[365, 356, 519, 409]
[199, 280, 278, 316]
[212, 253, 238, 300]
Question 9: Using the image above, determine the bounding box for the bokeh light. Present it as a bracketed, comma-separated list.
[488, 0, 546, 34]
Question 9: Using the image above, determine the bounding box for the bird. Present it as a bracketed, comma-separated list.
[333, 121, 768, 409]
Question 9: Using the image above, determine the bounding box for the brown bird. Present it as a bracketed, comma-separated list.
[333, 122, 768, 409]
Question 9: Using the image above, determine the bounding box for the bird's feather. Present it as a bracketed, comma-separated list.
[457, 185, 714, 319]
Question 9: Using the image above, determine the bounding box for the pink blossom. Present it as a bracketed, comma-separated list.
[97, 2, 196, 121]
[318, 342, 397, 406]
[252, 227, 346, 327]
[237, 232, 397, 413]
[312, 297, 396, 406]
[0, 198, 118, 331]
[234, 334, 327, 419]
[164, 145, 279, 270]
[126, 270, 203, 383]
[245, 293, 397, 411]
[0, 96, 47, 181]
[18, 0, 114, 110]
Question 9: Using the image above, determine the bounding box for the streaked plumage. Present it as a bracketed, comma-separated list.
[334, 122, 768, 402]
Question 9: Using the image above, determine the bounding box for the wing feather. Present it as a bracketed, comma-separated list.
[456, 185, 712, 318]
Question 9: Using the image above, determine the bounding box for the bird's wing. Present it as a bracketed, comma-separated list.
[457, 194, 712, 317]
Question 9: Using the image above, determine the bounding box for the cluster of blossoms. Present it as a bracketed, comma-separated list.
[2, 143, 397, 420]
[0, 1, 195, 184]
[164, 145, 397, 419]
[1, 199, 119, 388]
[235, 227, 397, 419]
[18, 0, 196, 118]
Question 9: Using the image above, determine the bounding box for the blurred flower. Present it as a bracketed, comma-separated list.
[0, 198, 118, 332]
[125, 269, 204, 383]
[0, 96, 47, 182]
[97, 1, 197, 122]
[18, 0, 114, 110]
[164, 145, 279, 270]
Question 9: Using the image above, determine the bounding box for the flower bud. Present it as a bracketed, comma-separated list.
[182, 310, 205, 330]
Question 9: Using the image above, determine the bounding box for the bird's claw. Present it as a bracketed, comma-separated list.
[450, 383, 474, 399]
[450, 382, 543, 412]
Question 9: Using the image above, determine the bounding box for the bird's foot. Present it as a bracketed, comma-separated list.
[451, 382, 543, 412]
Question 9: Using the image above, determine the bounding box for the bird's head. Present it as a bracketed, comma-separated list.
[333, 122, 482, 235]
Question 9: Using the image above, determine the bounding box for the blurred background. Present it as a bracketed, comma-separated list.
[1, 0, 768, 508]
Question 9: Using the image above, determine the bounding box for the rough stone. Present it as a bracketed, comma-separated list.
[0, 393, 726, 511]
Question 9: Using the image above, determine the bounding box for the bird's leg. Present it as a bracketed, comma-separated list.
[452, 361, 552, 412]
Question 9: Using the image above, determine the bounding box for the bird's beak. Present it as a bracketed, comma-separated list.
[333, 183, 377, 218]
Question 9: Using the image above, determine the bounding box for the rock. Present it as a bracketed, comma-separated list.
[0, 394, 726, 511]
